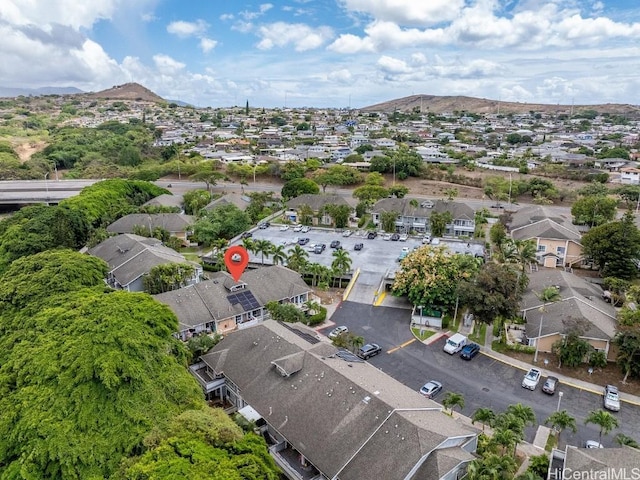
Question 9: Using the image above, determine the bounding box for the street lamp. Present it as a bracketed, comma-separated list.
[418, 305, 424, 337]
[557, 391, 564, 411]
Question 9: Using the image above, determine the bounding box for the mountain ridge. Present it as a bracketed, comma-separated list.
[361, 94, 640, 117]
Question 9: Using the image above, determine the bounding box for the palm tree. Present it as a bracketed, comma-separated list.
[252, 239, 273, 265]
[506, 403, 536, 428]
[533, 286, 562, 363]
[492, 428, 520, 456]
[286, 245, 308, 272]
[442, 392, 465, 415]
[545, 410, 577, 446]
[306, 262, 324, 287]
[241, 237, 256, 253]
[514, 239, 537, 289]
[585, 409, 620, 445]
[331, 249, 352, 287]
[615, 433, 639, 449]
[349, 335, 365, 353]
[271, 244, 288, 266]
[471, 407, 495, 432]
[298, 204, 314, 226]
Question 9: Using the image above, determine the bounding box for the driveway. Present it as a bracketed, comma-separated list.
[326, 302, 640, 448]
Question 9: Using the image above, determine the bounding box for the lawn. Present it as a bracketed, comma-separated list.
[412, 327, 437, 341]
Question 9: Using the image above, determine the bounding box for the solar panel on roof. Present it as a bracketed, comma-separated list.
[227, 290, 261, 311]
[336, 350, 364, 363]
[278, 321, 320, 345]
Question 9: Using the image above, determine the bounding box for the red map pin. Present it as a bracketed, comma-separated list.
[224, 245, 249, 281]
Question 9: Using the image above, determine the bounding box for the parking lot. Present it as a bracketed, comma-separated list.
[236, 224, 483, 305]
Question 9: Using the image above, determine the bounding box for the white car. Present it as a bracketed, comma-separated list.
[383, 233, 392, 241]
[585, 440, 603, 449]
[279, 225, 290, 231]
[399, 233, 408, 241]
[293, 224, 303, 232]
[603, 385, 620, 412]
[328, 326, 348, 339]
[422, 235, 432, 244]
[301, 225, 310, 233]
[342, 230, 353, 237]
[521, 368, 541, 390]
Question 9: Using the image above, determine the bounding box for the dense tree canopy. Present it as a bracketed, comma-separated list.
[0, 263, 204, 478]
[192, 203, 251, 244]
[571, 195, 618, 227]
[281, 177, 320, 199]
[582, 211, 640, 279]
[392, 247, 481, 310]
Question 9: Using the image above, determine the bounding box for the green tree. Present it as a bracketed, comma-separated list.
[143, 262, 197, 294]
[253, 239, 274, 265]
[552, 331, 593, 368]
[281, 178, 320, 199]
[117, 145, 142, 166]
[571, 195, 618, 227]
[352, 184, 389, 203]
[442, 392, 465, 415]
[183, 189, 212, 215]
[322, 204, 351, 228]
[246, 191, 278, 223]
[506, 403, 536, 428]
[471, 407, 495, 432]
[365, 171, 385, 186]
[271, 244, 288, 266]
[388, 185, 409, 198]
[313, 165, 362, 192]
[279, 161, 306, 181]
[545, 410, 577, 446]
[582, 210, 640, 279]
[393, 247, 481, 311]
[116, 408, 281, 479]
[286, 245, 309, 272]
[192, 203, 251, 244]
[429, 211, 453, 237]
[380, 210, 398, 232]
[190, 161, 225, 192]
[458, 263, 522, 324]
[585, 409, 619, 445]
[265, 300, 306, 323]
[615, 433, 640, 449]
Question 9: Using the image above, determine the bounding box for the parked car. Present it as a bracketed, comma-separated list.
[342, 230, 353, 237]
[279, 225, 290, 231]
[258, 222, 270, 229]
[421, 200, 434, 209]
[357, 343, 382, 359]
[293, 224, 303, 232]
[328, 326, 348, 339]
[354, 243, 364, 251]
[542, 376, 559, 395]
[383, 233, 392, 241]
[399, 233, 408, 241]
[301, 225, 310, 233]
[521, 368, 541, 390]
[585, 440, 604, 449]
[391, 233, 400, 241]
[367, 231, 377, 239]
[240, 231, 253, 239]
[603, 384, 620, 412]
[444, 333, 468, 355]
[422, 235, 431, 244]
[431, 238, 441, 245]
[330, 240, 341, 248]
[419, 380, 443, 399]
[460, 343, 480, 360]
[313, 244, 325, 254]
[397, 251, 408, 262]
[298, 237, 310, 245]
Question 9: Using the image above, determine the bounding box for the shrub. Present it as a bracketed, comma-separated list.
[306, 306, 327, 326]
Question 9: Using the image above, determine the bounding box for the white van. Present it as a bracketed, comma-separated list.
[443, 333, 468, 355]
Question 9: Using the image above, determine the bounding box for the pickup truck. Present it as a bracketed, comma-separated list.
[521, 368, 541, 390]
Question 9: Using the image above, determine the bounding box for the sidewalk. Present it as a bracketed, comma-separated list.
[481, 324, 640, 407]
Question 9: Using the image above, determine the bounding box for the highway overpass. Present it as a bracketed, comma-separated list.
[0, 180, 100, 205]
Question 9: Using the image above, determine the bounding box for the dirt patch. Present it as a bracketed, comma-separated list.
[313, 288, 343, 306]
[14, 141, 47, 163]
[502, 350, 640, 397]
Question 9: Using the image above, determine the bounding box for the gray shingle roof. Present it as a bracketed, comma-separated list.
[201, 320, 477, 480]
[154, 266, 311, 332]
[511, 218, 582, 242]
[521, 269, 616, 340]
[508, 206, 579, 233]
[88, 234, 196, 288]
[371, 198, 475, 220]
[564, 446, 640, 473]
[286, 193, 350, 211]
[106, 213, 195, 234]
[204, 193, 251, 211]
[142, 193, 184, 209]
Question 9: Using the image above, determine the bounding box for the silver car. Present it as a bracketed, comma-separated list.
[603, 385, 620, 412]
[419, 380, 443, 399]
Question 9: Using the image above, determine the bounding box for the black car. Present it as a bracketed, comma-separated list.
[330, 240, 341, 248]
[354, 243, 364, 251]
[240, 231, 253, 239]
[298, 237, 310, 245]
[391, 233, 400, 241]
[367, 232, 377, 239]
[313, 244, 326, 254]
[258, 222, 270, 229]
[357, 343, 382, 360]
[460, 343, 480, 360]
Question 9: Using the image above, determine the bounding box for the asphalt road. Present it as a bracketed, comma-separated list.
[325, 302, 638, 448]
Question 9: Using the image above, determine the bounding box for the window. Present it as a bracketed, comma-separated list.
[537, 245, 546, 253]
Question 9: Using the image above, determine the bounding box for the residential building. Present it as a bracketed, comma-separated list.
[141, 193, 184, 213]
[192, 320, 479, 480]
[549, 445, 640, 480]
[285, 194, 353, 226]
[88, 233, 202, 292]
[155, 265, 312, 339]
[371, 198, 475, 236]
[106, 213, 195, 245]
[520, 269, 617, 361]
[620, 167, 640, 184]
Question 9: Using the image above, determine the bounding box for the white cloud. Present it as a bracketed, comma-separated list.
[199, 38, 217, 53]
[256, 22, 334, 51]
[240, 3, 274, 21]
[327, 69, 353, 83]
[377, 55, 410, 74]
[339, 0, 465, 25]
[0, 0, 125, 29]
[166, 20, 208, 38]
[153, 54, 185, 74]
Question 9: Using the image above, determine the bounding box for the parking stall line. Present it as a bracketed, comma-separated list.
[387, 338, 416, 354]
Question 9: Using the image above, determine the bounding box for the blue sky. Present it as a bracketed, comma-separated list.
[1, 0, 639, 108]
